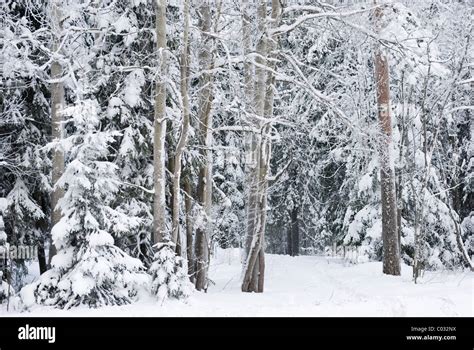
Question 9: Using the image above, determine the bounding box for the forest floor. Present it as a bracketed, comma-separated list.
[1, 249, 472, 316]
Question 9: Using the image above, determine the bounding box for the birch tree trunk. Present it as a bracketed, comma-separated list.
[241, 0, 266, 293]
[49, 0, 65, 265]
[242, 0, 281, 293]
[194, 1, 214, 292]
[373, 2, 401, 276]
[171, 0, 191, 251]
[241, 0, 258, 268]
[153, 0, 168, 245]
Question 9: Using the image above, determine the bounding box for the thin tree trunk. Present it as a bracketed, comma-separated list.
[171, 0, 191, 251]
[194, 0, 214, 292]
[38, 244, 47, 275]
[37, 208, 48, 275]
[183, 177, 194, 281]
[287, 224, 293, 256]
[49, 0, 65, 266]
[257, 249, 265, 292]
[241, 0, 260, 268]
[33, 188, 49, 274]
[255, 138, 271, 292]
[412, 47, 433, 282]
[153, 0, 168, 245]
[395, 74, 409, 255]
[290, 206, 299, 256]
[450, 206, 474, 271]
[373, 2, 401, 276]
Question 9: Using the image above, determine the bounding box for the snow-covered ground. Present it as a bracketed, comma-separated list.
[1, 249, 472, 317]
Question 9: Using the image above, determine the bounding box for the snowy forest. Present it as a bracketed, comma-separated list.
[0, 0, 472, 316]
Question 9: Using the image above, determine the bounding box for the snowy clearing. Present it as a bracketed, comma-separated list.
[1, 250, 472, 317]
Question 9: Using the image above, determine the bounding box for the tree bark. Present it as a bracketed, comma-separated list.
[171, 0, 191, 251]
[373, 2, 401, 276]
[153, 0, 168, 245]
[257, 249, 265, 292]
[194, 1, 214, 292]
[242, 0, 281, 293]
[38, 244, 47, 274]
[241, 0, 260, 268]
[287, 224, 293, 256]
[290, 206, 299, 256]
[183, 177, 194, 281]
[241, 0, 267, 293]
[49, 0, 65, 266]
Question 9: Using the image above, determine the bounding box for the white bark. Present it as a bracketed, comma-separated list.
[153, 0, 168, 245]
[195, 1, 214, 291]
[49, 0, 65, 265]
[171, 0, 191, 251]
[242, 0, 281, 293]
[241, 0, 257, 269]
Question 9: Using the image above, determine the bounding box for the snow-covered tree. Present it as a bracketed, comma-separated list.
[0, 0, 471, 308]
[21, 100, 149, 309]
[149, 242, 193, 302]
[0, 213, 10, 303]
[1, 0, 51, 281]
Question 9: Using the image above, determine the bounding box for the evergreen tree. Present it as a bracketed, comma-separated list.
[149, 242, 193, 302]
[21, 100, 149, 309]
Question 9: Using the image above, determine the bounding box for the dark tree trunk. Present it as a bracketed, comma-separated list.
[290, 206, 299, 256]
[33, 187, 49, 274]
[287, 225, 293, 256]
[38, 243, 47, 275]
[257, 249, 265, 292]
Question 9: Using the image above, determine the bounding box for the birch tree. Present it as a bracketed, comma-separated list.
[171, 0, 191, 253]
[242, 0, 281, 293]
[153, 0, 168, 245]
[194, 0, 214, 291]
[49, 0, 66, 265]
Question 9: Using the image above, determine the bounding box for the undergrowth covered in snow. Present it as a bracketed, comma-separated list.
[1, 249, 472, 317]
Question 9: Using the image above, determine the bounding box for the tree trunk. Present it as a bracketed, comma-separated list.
[153, 0, 168, 245]
[242, 0, 281, 293]
[33, 186, 49, 274]
[49, 0, 65, 266]
[171, 0, 191, 251]
[290, 206, 299, 256]
[183, 177, 194, 282]
[38, 244, 47, 275]
[194, 1, 214, 292]
[241, 0, 267, 293]
[287, 224, 293, 256]
[257, 249, 265, 293]
[373, 2, 401, 276]
[241, 0, 260, 268]
[240, 0, 260, 269]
